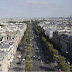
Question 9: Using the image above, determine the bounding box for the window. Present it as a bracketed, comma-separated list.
[0, 64, 1, 67]
[7, 37, 8, 40]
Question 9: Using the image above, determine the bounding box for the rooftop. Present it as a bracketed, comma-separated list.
[0, 52, 7, 61]
[0, 41, 13, 49]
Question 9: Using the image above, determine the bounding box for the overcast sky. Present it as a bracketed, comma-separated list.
[0, 0, 72, 18]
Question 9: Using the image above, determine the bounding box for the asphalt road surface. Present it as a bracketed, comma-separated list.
[30, 24, 58, 72]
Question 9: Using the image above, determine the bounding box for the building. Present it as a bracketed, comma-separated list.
[0, 52, 8, 72]
[0, 20, 27, 72]
[52, 31, 72, 59]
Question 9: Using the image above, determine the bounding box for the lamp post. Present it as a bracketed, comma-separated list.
[66, 52, 70, 64]
[66, 51, 68, 61]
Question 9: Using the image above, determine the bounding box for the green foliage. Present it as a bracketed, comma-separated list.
[51, 49, 58, 61]
[34, 25, 41, 35]
[27, 44, 31, 47]
[27, 47, 31, 50]
[8, 21, 16, 23]
[25, 62, 31, 71]
[21, 26, 28, 48]
[31, 20, 40, 25]
[58, 56, 66, 63]
[26, 55, 31, 61]
[27, 25, 31, 44]
[42, 36, 47, 43]
[52, 49, 58, 56]
[21, 34, 27, 48]
[26, 50, 31, 55]
[59, 62, 70, 72]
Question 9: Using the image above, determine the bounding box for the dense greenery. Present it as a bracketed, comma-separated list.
[21, 28, 28, 48]
[33, 25, 41, 36]
[27, 29, 30, 44]
[42, 36, 58, 61]
[31, 20, 41, 25]
[59, 62, 70, 72]
[27, 46, 31, 50]
[25, 62, 31, 71]
[8, 21, 30, 24]
[26, 50, 31, 55]
[26, 55, 31, 61]
[57, 56, 66, 63]
[25, 24, 32, 71]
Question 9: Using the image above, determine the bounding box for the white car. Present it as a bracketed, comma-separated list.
[22, 59, 25, 62]
[67, 61, 70, 65]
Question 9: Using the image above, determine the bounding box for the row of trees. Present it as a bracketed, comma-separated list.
[25, 25, 32, 71]
[27, 25, 30, 44]
[21, 27, 28, 48]
[34, 25, 70, 72]
[42, 36, 70, 72]
[8, 21, 30, 24]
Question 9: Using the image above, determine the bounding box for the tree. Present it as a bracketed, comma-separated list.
[42, 36, 47, 43]
[51, 49, 58, 61]
[59, 62, 70, 72]
[58, 56, 66, 63]
[25, 62, 31, 71]
[47, 43, 54, 55]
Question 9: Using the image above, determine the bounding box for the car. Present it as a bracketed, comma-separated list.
[32, 46, 34, 48]
[33, 56, 35, 57]
[22, 59, 25, 62]
[32, 56, 37, 60]
[38, 56, 40, 60]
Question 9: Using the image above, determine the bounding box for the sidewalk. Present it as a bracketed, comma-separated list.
[8, 51, 25, 72]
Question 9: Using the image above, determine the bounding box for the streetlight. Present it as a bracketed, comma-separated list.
[66, 51, 68, 60]
[66, 52, 70, 65]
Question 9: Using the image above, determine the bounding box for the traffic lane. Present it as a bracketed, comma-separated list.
[31, 36, 57, 71]
[34, 40, 49, 64]
[31, 48, 43, 71]
[30, 27, 49, 62]
[30, 28, 45, 71]
[31, 40, 50, 71]
[31, 34, 48, 71]
[31, 41, 44, 71]
[30, 24, 58, 71]
[30, 27, 48, 58]
[32, 33, 50, 56]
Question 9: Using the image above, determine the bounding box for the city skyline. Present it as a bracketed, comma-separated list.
[0, 0, 72, 18]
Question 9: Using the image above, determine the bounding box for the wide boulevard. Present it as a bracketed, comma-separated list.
[30, 23, 58, 72]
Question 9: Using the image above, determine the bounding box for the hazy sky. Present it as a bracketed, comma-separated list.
[0, 0, 72, 17]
